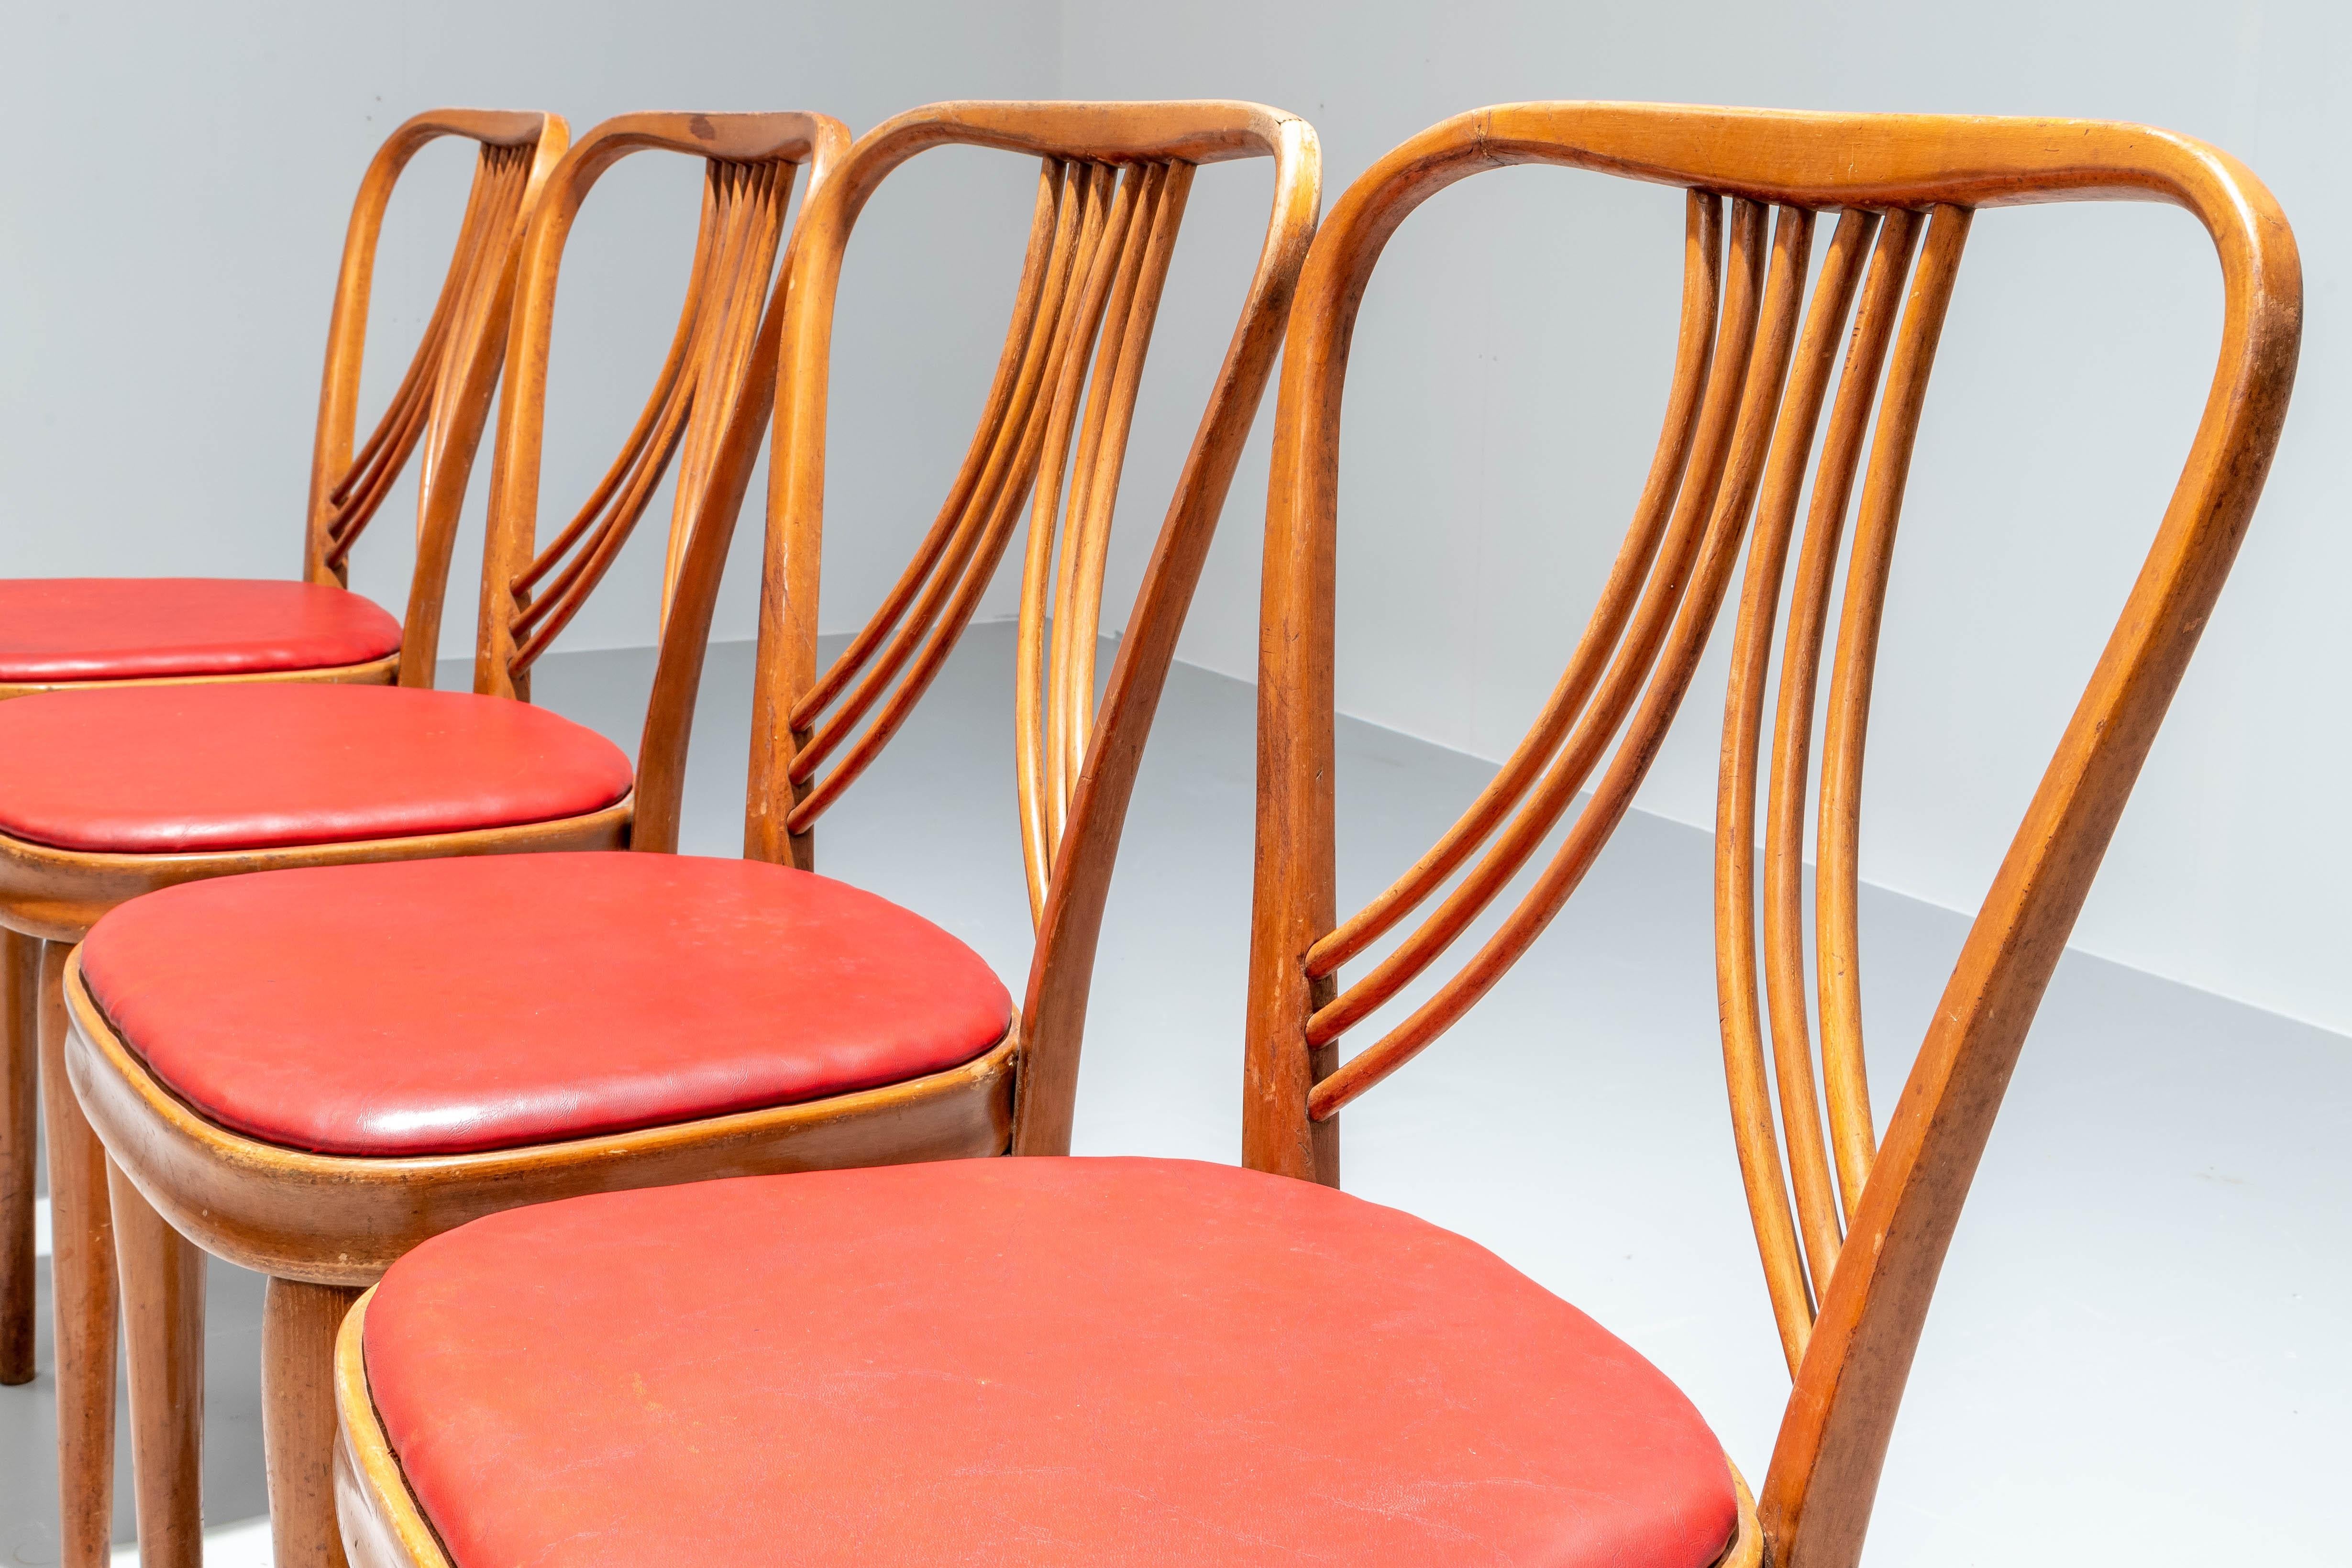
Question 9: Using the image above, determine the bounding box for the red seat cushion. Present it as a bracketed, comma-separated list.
[0, 684, 630, 853]
[363, 1158, 1739, 1568]
[0, 577, 402, 682]
[78, 853, 1012, 1155]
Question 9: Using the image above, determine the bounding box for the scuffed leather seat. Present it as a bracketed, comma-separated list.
[0, 684, 632, 853]
[360, 1156, 1740, 1568]
[0, 578, 403, 682]
[77, 852, 1013, 1155]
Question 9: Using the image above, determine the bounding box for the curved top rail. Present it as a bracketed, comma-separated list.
[386, 107, 556, 149]
[1393, 102, 2280, 227]
[851, 98, 1303, 177]
[556, 110, 842, 176]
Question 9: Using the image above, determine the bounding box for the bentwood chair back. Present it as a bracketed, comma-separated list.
[746, 100, 1321, 1151]
[0, 109, 562, 1396]
[1246, 104, 2299, 1566]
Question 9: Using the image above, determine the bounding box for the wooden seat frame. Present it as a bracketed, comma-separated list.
[70, 100, 1317, 1568]
[35, 110, 841, 1568]
[0, 109, 564, 1402]
[338, 102, 2292, 1568]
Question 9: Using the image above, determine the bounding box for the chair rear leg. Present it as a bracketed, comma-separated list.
[113, 1164, 206, 1568]
[266, 1277, 365, 1568]
[39, 938, 118, 1568]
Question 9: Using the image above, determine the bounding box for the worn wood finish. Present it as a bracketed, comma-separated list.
[744, 102, 1319, 1162]
[36, 941, 115, 1568]
[1247, 104, 2297, 1568]
[267, 1281, 367, 1568]
[60, 111, 845, 1568]
[110, 1162, 206, 1568]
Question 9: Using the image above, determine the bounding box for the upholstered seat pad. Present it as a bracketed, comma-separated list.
[79, 853, 1012, 1155]
[0, 577, 402, 681]
[363, 1158, 1739, 1568]
[0, 684, 631, 853]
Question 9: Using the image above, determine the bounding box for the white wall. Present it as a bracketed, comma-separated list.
[1, 0, 2344, 1038]
[0, 0, 1056, 663]
[1057, 0, 2352, 1040]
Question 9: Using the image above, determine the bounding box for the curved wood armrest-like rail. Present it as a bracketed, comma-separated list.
[740, 101, 1320, 1160]
[1246, 103, 2299, 1568]
[306, 109, 570, 687]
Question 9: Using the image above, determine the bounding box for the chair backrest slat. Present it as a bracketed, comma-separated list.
[1246, 102, 2299, 1568]
[302, 109, 568, 685]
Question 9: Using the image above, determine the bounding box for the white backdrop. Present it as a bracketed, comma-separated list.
[1056, 0, 2352, 1040]
[0, 0, 2342, 1038]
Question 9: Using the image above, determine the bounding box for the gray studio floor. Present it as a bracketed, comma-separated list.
[1, 626, 2343, 1566]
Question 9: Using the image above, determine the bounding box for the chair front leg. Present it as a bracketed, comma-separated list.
[266, 1277, 365, 1568]
[38, 938, 118, 1568]
[0, 925, 35, 1385]
[112, 1163, 206, 1568]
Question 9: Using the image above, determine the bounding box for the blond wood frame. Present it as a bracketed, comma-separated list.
[42, 110, 845, 1568]
[1247, 103, 2297, 1568]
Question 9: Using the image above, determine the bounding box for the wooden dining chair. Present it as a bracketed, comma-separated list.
[327, 103, 2294, 1568]
[0, 108, 564, 1399]
[16, 110, 841, 1568]
[65, 100, 1315, 1568]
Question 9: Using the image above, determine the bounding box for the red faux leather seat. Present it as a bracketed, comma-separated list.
[0, 684, 631, 853]
[362, 1157, 1739, 1568]
[0, 578, 403, 682]
[77, 852, 1012, 1155]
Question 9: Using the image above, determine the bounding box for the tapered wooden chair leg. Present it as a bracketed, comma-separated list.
[37, 940, 117, 1568]
[0, 926, 35, 1386]
[265, 1277, 363, 1568]
[112, 1163, 205, 1568]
